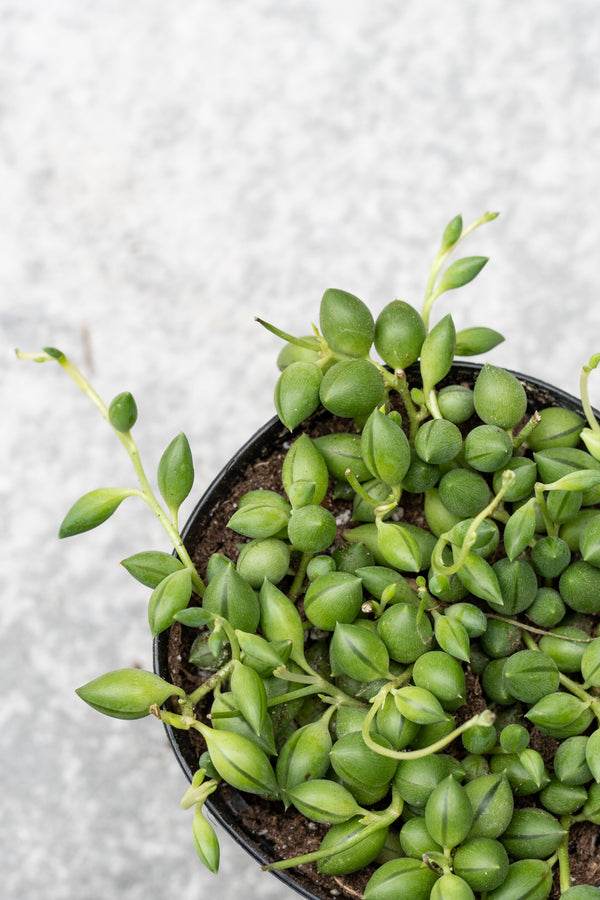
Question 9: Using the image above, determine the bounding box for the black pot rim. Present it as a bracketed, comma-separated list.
[153, 360, 593, 899]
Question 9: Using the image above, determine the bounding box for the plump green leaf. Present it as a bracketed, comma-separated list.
[285, 779, 360, 824]
[120, 550, 185, 587]
[274, 361, 322, 431]
[148, 568, 193, 637]
[75, 668, 184, 719]
[455, 326, 505, 356]
[59, 487, 135, 538]
[108, 391, 138, 432]
[420, 313, 456, 396]
[192, 807, 220, 873]
[437, 256, 488, 294]
[200, 726, 279, 799]
[157, 433, 194, 512]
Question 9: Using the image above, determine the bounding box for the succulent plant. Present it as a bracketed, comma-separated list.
[17, 212, 600, 897]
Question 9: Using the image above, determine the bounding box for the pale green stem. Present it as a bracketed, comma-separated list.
[580, 360, 600, 432]
[421, 212, 498, 329]
[534, 483, 557, 537]
[432, 470, 515, 578]
[187, 660, 235, 707]
[557, 817, 572, 894]
[512, 411, 542, 451]
[20, 350, 206, 596]
[264, 785, 403, 872]
[289, 551, 313, 599]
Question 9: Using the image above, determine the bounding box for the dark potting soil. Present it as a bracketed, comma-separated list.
[165, 373, 600, 898]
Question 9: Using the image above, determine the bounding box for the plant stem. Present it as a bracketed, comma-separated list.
[20, 349, 207, 596]
[187, 660, 235, 706]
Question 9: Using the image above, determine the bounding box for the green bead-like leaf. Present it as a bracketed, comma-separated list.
[313, 432, 371, 481]
[319, 287, 375, 358]
[430, 873, 476, 900]
[363, 858, 438, 900]
[376, 521, 422, 572]
[425, 775, 474, 850]
[455, 326, 505, 357]
[436, 256, 488, 294]
[75, 668, 184, 719]
[230, 661, 269, 737]
[276, 717, 332, 790]
[192, 806, 220, 873]
[59, 487, 135, 538]
[282, 434, 329, 505]
[303, 572, 364, 630]
[486, 859, 552, 900]
[148, 568, 193, 637]
[455, 551, 504, 607]
[259, 579, 305, 663]
[330, 622, 390, 682]
[420, 313, 456, 397]
[526, 692, 593, 739]
[394, 685, 447, 725]
[317, 817, 389, 876]
[202, 562, 260, 633]
[473, 363, 527, 430]
[502, 650, 560, 705]
[227, 491, 291, 539]
[200, 726, 279, 799]
[374, 299, 426, 369]
[287, 505, 337, 553]
[361, 408, 411, 486]
[284, 778, 360, 824]
[274, 361, 322, 431]
[120, 550, 185, 588]
[319, 359, 385, 421]
[579, 516, 600, 566]
[157, 433, 194, 512]
[500, 807, 565, 860]
[108, 391, 138, 432]
[433, 612, 471, 663]
[527, 408, 585, 451]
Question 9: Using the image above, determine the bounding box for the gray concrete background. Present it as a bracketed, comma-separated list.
[3, 1, 600, 898]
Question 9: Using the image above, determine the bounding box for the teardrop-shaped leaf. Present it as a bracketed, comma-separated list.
[148, 568, 193, 637]
[157, 433, 194, 512]
[585, 728, 600, 782]
[455, 550, 503, 607]
[393, 685, 447, 724]
[503, 499, 537, 561]
[437, 256, 488, 294]
[420, 313, 456, 397]
[230, 662, 268, 736]
[455, 326, 505, 356]
[259, 579, 305, 663]
[544, 470, 600, 492]
[199, 726, 279, 799]
[192, 806, 220, 873]
[59, 487, 136, 538]
[581, 638, 600, 688]
[121, 550, 185, 588]
[75, 668, 184, 719]
[376, 521, 422, 572]
[433, 613, 471, 662]
[285, 779, 360, 824]
[274, 361, 322, 431]
[425, 775, 474, 850]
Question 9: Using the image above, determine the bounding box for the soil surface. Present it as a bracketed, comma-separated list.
[162, 365, 600, 898]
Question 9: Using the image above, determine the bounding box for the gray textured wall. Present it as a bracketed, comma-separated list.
[3, 1, 600, 898]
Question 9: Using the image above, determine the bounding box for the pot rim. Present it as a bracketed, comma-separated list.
[153, 360, 592, 898]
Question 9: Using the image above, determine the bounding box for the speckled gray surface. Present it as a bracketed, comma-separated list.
[4, 1, 600, 898]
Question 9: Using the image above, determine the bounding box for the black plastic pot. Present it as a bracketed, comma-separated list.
[153, 361, 592, 899]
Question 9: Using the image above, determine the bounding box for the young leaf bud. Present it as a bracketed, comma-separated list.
[108, 391, 138, 432]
